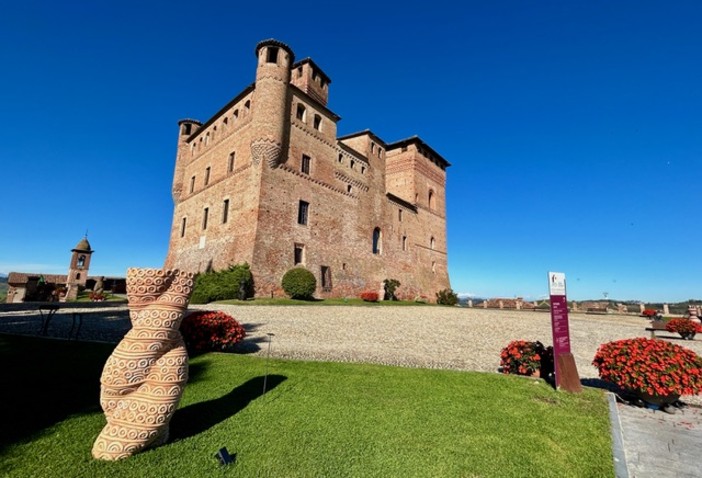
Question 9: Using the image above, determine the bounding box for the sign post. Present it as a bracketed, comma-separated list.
[548, 272, 582, 393]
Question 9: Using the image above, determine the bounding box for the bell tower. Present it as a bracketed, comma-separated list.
[65, 235, 93, 301]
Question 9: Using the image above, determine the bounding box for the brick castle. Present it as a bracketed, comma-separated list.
[165, 39, 450, 300]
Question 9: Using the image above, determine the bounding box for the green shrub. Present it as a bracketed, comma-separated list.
[436, 288, 458, 306]
[190, 263, 254, 304]
[282, 267, 317, 300]
[383, 279, 401, 301]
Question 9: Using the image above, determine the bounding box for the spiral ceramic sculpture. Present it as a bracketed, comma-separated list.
[92, 268, 195, 460]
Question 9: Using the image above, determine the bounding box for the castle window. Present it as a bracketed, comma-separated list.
[296, 104, 306, 122]
[222, 199, 229, 224]
[429, 190, 436, 209]
[190, 176, 196, 193]
[297, 200, 309, 225]
[294, 243, 305, 265]
[301, 154, 311, 174]
[181, 217, 187, 237]
[372, 227, 382, 255]
[266, 47, 279, 64]
[202, 207, 209, 230]
[313, 114, 322, 131]
[398, 209, 403, 222]
[204, 167, 211, 186]
[430, 236, 435, 250]
[402, 236, 407, 251]
[228, 152, 236, 172]
[321, 266, 332, 292]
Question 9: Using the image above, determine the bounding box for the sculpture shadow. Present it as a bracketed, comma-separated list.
[170, 374, 286, 441]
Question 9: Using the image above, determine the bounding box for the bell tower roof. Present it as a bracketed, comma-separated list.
[72, 236, 92, 252]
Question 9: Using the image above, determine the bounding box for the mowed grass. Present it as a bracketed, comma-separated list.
[0, 334, 613, 477]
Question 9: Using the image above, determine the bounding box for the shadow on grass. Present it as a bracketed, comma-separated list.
[170, 375, 287, 441]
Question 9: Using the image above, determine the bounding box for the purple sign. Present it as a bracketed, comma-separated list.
[548, 272, 571, 385]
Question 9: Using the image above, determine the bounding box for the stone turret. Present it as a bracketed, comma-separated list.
[250, 39, 294, 167]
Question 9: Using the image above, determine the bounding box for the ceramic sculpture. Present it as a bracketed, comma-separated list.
[92, 268, 194, 460]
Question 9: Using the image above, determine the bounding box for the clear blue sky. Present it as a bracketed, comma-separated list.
[1, 1, 700, 302]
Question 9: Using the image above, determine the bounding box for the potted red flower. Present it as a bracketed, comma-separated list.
[180, 310, 246, 353]
[499, 340, 551, 377]
[665, 318, 702, 340]
[593, 338, 702, 407]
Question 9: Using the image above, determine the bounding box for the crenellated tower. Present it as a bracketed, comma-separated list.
[250, 39, 294, 168]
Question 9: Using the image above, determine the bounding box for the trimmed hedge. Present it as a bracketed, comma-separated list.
[282, 267, 317, 300]
[190, 263, 254, 304]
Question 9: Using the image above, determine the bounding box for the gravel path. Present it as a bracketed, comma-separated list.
[2, 304, 701, 405]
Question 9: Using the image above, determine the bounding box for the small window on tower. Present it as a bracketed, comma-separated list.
[267, 47, 279, 64]
[301, 154, 311, 174]
[296, 104, 306, 122]
[294, 243, 305, 265]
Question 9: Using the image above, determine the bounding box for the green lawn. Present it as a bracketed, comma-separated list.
[0, 335, 613, 477]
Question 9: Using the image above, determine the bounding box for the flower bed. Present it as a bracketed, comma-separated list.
[499, 340, 552, 377]
[180, 310, 246, 353]
[592, 337, 702, 397]
[665, 318, 702, 339]
[360, 291, 379, 302]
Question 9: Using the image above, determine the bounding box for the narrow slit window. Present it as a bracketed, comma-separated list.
[228, 152, 236, 172]
[222, 199, 229, 224]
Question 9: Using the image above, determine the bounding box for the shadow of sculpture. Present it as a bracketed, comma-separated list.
[170, 374, 287, 441]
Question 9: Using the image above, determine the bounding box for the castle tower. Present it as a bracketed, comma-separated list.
[172, 119, 202, 202]
[65, 236, 93, 301]
[250, 39, 294, 167]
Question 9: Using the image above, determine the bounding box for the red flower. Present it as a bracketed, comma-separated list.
[593, 338, 702, 397]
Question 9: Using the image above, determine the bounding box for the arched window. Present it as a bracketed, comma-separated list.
[372, 228, 382, 255]
[430, 237, 435, 250]
[296, 104, 306, 122]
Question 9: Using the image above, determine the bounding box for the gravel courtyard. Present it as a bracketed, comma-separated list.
[2, 304, 701, 404]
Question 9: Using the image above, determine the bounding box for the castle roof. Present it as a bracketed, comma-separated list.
[255, 39, 295, 64]
[73, 236, 92, 252]
[338, 129, 387, 146]
[386, 136, 451, 169]
[292, 57, 332, 85]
